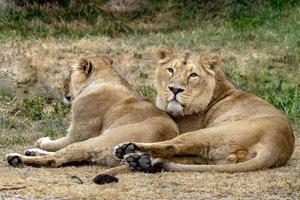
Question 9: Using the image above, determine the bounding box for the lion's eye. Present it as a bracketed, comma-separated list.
[167, 68, 174, 74]
[189, 73, 198, 78]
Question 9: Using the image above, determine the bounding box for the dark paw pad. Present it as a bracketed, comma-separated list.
[93, 174, 119, 185]
[7, 155, 22, 167]
[25, 150, 36, 156]
[114, 143, 137, 160]
[125, 153, 153, 172]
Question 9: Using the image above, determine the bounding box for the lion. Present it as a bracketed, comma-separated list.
[114, 45, 295, 173]
[5, 55, 179, 184]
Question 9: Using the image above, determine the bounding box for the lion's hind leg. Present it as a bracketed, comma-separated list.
[6, 139, 97, 167]
[122, 153, 210, 173]
[114, 141, 178, 160]
[6, 153, 58, 167]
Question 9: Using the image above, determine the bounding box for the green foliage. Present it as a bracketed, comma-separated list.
[52, 100, 71, 118]
[19, 96, 70, 120]
[0, 134, 26, 146]
[0, 95, 70, 146]
[225, 0, 299, 29]
[0, 116, 25, 130]
[137, 85, 157, 103]
[34, 118, 68, 138]
[224, 67, 300, 122]
[1, 0, 298, 38]
[21, 96, 45, 120]
[0, 1, 133, 38]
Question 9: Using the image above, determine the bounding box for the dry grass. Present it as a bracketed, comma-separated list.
[0, 36, 299, 199]
[0, 138, 299, 199]
[1, 36, 298, 95]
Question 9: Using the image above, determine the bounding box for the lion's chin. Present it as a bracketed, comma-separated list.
[166, 100, 184, 116]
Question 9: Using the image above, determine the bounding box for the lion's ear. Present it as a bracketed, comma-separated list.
[78, 58, 92, 75]
[199, 53, 221, 69]
[102, 56, 113, 66]
[155, 44, 175, 64]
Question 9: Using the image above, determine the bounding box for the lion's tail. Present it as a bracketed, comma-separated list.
[163, 148, 287, 173]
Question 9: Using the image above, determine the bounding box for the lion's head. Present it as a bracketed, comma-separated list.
[154, 45, 224, 116]
[62, 56, 113, 103]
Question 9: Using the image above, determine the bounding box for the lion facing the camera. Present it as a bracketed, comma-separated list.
[115, 45, 295, 173]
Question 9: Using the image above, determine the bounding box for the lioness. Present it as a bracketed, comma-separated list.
[114, 45, 295, 173]
[6, 56, 178, 183]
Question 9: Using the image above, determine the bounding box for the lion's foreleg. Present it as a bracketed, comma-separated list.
[131, 132, 201, 158]
[132, 142, 178, 158]
[7, 140, 97, 167]
[34, 136, 73, 152]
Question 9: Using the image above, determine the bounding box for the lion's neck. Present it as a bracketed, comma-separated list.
[208, 75, 236, 110]
[172, 113, 206, 133]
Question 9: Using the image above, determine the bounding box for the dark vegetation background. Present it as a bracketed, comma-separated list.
[1, 0, 299, 38]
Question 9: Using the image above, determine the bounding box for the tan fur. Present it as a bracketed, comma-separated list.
[6, 56, 178, 173]
[123, 45, 295, 172]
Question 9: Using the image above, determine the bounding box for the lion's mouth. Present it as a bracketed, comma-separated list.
[166, 98, 185, 116]
[168, 97, 185, 107]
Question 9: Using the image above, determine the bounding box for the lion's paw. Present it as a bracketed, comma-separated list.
[6, 153, 22, 167]
[34, 137, 52, 148]
[124, 153, 152, 172]
[24, 148, 48, 156]
[124, 153, 164, 173]
[113, 142, 137, 160]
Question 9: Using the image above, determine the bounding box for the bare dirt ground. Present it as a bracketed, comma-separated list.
[0, 37, 299, 199]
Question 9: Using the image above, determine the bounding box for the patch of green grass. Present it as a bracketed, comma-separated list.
[20, 96, 45, 120]
[1, 1, 299, 39]
[224, 67, 300, 122]
[137, 85, 157, 103]
[34, 118, 68, 139]
[0, 2, 134, 38]
[0, 116, 26, 130]
[42, 128, 63, 138]
[0, 134, 26, 146]
[18, 96, 70, 121]
[0, 95, 70, 147]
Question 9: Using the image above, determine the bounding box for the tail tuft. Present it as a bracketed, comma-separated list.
[93, 174, 118, 185]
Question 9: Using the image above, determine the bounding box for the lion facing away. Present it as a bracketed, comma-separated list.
[6, 55, 178, 183]
[115, 45, 295, 173]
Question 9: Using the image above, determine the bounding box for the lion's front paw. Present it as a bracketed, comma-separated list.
[113, 142, 137, 160]
[6, 153, 22, 167]
[24, 148, 48, 156]
[34, 137, 52, 148]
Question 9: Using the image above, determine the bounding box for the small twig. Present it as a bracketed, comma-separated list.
[71, 175, 84, 184]
[0, 185, 26, 191]
[14, 110, 21, 116]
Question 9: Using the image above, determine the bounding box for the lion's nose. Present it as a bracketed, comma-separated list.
[168, 86, 184, 95]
